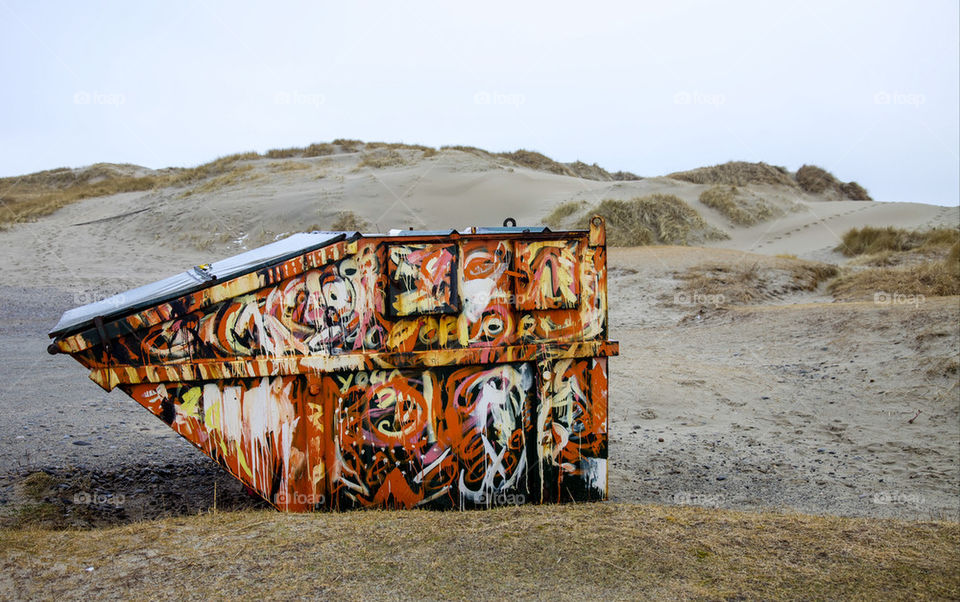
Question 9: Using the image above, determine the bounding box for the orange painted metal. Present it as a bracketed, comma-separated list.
[51, 218, 617, 510]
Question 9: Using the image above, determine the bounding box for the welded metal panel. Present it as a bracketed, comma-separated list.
[387, 243, 459, 317]
[51, 218, 616, 511]
[514, 240, 580, 310]
[50, 231, 352, 336]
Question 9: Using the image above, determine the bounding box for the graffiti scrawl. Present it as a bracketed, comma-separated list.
[51, 219, 617, 511]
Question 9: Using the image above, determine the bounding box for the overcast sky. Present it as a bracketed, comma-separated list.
[1, 0, 957, 205]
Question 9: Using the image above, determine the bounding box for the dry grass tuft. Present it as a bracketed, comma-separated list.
[675, 258, 839, 305]
[166, 152, 261, 187]
[828, 261, 960, 301]
[948, 242, 960, 273]
[332, 138, 362, 152]
[789, 261, 842, 290]
[543, 200, 587, 228]
[835, 226, 960, 257]
[676, 263, 762, 304]
[566, 161, 639, 181]
[264, 147, 303, 159]
[223, 151, 259, 162]
[585, 194, 728, 246]
[21, 472, 58, 500]
[267, 161, 311, 172]
[795, 164, 836, 193]
[848, 250, 897, 267]
[0, 503, 956, 600]
[699, 186, 751, 225]
[440, 144, 492, 156]
[831, 227, 960, 300]
[354, 149, 406, 170]
[5, 504, 64, 530]
[302, 143, 335, 157]
[329, 211, 369, 231]
[926, 356, 959, 379]
[366, 142, 437, 156]
[0, 149, 264, 226]
[502, 151, 641, 181]
[181, 164, 259, 196]
[840, 181, 871, 200]
[441, 146, 639, 181]
[669, 162, 872, 200]
[796, 164, 872, 200]
[0, 164, 163, 227]
[669, 161, 797, 187]
[499, 149, 570, 175]
[699, 185, 777, 226]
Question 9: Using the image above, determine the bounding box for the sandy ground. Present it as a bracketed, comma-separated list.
[607, 248, 958, 520]
[0, 154, 957, 524]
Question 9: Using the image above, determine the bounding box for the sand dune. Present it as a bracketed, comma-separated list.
[2, 146, 955, 282]
[0, 144, 956, 524]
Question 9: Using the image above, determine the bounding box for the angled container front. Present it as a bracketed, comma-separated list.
[49, 219, 618, 511]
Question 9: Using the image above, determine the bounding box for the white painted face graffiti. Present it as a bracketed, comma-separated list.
[302, 259, 360, 351]
[457, 364, 534, 505]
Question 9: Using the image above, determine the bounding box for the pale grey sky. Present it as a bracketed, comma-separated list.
[1, 0, 957, 205]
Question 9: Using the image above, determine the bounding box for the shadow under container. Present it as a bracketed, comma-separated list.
[49, 218, 618, 511]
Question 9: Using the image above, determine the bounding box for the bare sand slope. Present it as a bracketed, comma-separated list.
[2, 149, 956, 294]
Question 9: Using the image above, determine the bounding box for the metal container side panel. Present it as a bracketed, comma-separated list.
[325, 363, 538, 510]
[513, 240, 581, 310]
[82, 241, 389, 369]
[59, 226, 613, 512]
[536, 357, 609, 503]
[123, 377, 323, 511]
[72, 234, 606, 379]
[53, 238, 360, 355]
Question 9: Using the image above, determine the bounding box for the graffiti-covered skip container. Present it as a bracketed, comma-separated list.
[49, 218, 618, 511]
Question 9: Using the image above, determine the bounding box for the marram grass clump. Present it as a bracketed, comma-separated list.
[583, 194, 728, 246]
[354, 149, 406, 170]
[828, 260, 960, 300]
[0, 164, 163, 227]
[699, 185, 776, 226]
[830, 226, 960, 299]
[669, 161, 796, 187]
[796, 164, 872, 200]
[329, 211, 369, 231]
[835, 226, 960, 257]
[543, 200, 587, 228]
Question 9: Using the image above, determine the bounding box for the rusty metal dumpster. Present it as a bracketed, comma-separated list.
[49, 218, 618, 511]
